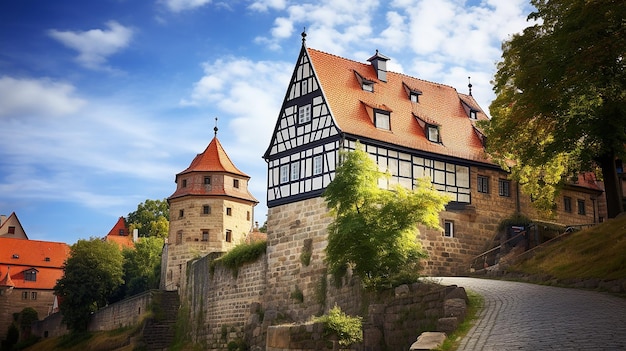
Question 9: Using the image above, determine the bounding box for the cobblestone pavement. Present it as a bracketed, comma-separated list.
[436, 277, 626, 350]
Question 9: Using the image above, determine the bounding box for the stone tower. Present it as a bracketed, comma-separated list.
[163, 129, 258, 292]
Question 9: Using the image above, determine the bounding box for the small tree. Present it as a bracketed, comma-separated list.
[54, 238, 124, 332]
[323, 144, 449, 289]
[127, 199, 169, 238]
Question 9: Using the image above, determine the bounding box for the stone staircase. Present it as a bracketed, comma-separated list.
[142, 290, 180, 351]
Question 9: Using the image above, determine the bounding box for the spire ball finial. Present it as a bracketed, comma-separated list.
[301, 28, 307, 43]
[214, 117, 218, 137]
[468, 76, 473, 96]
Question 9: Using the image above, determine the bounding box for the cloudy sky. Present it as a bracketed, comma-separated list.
[0, 0, 536, 244]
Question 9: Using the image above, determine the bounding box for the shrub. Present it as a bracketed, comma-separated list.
[315, 306, 363, 346]
[212, 240, 267, 277]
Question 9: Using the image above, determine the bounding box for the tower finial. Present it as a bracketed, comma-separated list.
[301, 27, 307, 44]
[468, 76, 473, 96]
[214, 117, 218, 137]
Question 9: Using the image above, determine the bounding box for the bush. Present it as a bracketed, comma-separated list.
[314, 306, 362, 346]
[212, 240, 267, 277]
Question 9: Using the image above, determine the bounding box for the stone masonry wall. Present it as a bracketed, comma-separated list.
[186, 251, 267, 350]
[88, 290, 154, 331]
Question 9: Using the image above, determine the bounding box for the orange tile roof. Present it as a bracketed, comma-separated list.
[307, 48, 493, 165]
[105, 216, 134, 249]
[0, 237, 70, 290]
[180, 136, 249, 177]
[169, 136, 259, 203]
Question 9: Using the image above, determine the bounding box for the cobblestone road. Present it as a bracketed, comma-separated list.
[436, 277, 626, 350]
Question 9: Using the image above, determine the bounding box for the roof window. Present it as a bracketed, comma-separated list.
[374, 110, 390, 130]
[469, 110, 477, 120]
[354, 71, 375, 92]
[403, 83, 422, 103]
[427, 125, 440, 143]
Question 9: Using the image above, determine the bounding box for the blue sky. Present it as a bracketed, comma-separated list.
[0, 0, 535, 245]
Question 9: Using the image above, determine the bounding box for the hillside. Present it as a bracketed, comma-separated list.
[507, 214, 626, 286]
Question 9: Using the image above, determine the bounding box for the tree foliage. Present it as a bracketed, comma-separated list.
[484, 0, 626, 217]
[127, 198, 169, 238]
[54, 238, 124, 332]
[323, 144, 449, 290]
[110, 236, 165, 300]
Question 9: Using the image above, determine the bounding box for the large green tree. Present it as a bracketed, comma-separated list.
[127, 198, 169, 238]
[122, 236, 164, 297]
[485, 0, 625, 218]
[323, 144, 449, 290]
[54, 238, 124, 332]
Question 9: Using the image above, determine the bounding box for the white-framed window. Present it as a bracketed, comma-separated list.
[313, 155, 323, 175]
[291, 162, 300, 181]
[362, 81, 374, 92]
[375, 111, 390, 130]
[410, 91, 420, 103]
[427, 125, 439, 142]
[469, 110, 477, 120]
[302, 80, 308, 95]
[280, 164, 289, 183]
[298, 104, 311, 124]
[444, 220, 454, 238]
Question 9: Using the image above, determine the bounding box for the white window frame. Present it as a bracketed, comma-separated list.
[280, 164, 289, 183]
[410, 92, 419, 103]
[298, 104, 311, 124]
[470, 110, 477, 120]
[427, 125, 439, 142]
[290, 162, 300, 181]
[444, 220, 454, 238]
[313, 155, 323, 175]
[375, 111, 390, 130]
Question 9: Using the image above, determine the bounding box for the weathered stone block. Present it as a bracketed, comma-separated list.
[437, 317, 458, 334]
[410, 331, 447, 351]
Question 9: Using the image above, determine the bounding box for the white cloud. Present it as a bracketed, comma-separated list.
[47, 21, 133, 69]
[0, 76, 86, 119]
[160, 0, 212, 12]
[249, 0, 287, 12]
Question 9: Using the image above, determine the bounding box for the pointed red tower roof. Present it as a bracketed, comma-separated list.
[105, 217, 134, 249]
[0, 267, 15, 288]
[179, 136, 249, 178]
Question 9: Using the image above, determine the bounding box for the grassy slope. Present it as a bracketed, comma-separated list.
[510, 214, 626, 281]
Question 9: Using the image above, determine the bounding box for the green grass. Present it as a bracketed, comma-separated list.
[511, 215, 626, 280]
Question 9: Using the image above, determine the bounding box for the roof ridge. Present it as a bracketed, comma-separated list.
[307, 47, 458, 90]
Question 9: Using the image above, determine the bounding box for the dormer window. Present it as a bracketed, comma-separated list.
[403, 83, 422, 103]
[410, 91, 420, 103]
[354, 71, 375, 92]
[298, 104, 311, 124]
[469, 110, 477, 120]
[24, 269, 37, 282]
[375, 110, 390, 130]
[427, 125, 440, 143]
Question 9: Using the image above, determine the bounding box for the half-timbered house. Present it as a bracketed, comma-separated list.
[263, 35, 604, 277]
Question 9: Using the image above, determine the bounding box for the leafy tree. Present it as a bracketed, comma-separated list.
[127, 199, 169, 238]
[323, 144, 450, 290]
[485, 0, 625, 218]
[121, 236, 164, 297]
[54, 238, 124, 332]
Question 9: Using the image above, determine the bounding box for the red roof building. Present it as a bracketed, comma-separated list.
[104, 216, 135, 249]
[262, 37, 606, 275]
[0, 236, 70, 339]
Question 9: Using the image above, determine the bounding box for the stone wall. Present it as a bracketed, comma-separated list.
[0, 288, 56, 341]
[265, 283, 468, 351]
[31, 290, 155, 340]
[186, 251, 267, 350]
[88, 290, 154, 331]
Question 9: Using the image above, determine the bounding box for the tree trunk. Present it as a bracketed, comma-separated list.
[598, 151, 624, 219]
